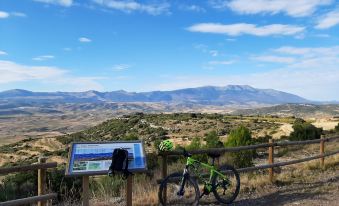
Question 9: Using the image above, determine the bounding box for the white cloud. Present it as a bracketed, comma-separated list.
[32, 55, 55, 61]
[314, 34, 330, 38]
[112, 64, 131, 71]
[226, 38, 236, 41]
[209, 50, 219, 57]
[179, 5, 206, 12]
[0, 60, 66, 83]
[211, 0, 332, 17]
[274, 46, 339, 57]
[0, 11, 9, 18]
[0, 11, 27, 19]
[187, 23, 305, 36]
[11, 12, 27, 17]
[252, 55, 296, 63]
[315, 8, 339, 29]
[208, 60, 234, 65]
[0, 60, 104, 91]
[79, 37, 92, 43]
[93, 0, 170, 15]
[0, 50, 7, 55]
[193, 44, 222, 57]
[34, 0, 73, 7]
[203, 60, 234, 70]
[63, 47, 72, 51]
[154, 45, 339, 100]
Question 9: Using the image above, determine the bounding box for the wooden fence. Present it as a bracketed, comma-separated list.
[0, 157, 58, 206]
[0, 136, 338, 205]
[159, 135, 339, 184]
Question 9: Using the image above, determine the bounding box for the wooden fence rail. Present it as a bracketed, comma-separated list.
[159, 135, 339, 195]
[160, 136, 338, 156]
[0, 157, 58, 206]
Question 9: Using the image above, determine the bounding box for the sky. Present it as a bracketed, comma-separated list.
[0, 0, 339, 101]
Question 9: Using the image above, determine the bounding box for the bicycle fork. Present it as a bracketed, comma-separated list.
[177, 168, 189, 196]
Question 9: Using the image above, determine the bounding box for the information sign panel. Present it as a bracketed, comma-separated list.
[66, 140, 147, 176]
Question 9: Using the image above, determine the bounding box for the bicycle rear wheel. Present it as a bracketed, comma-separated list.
[212, 164, 240, 204]
[158, 172, 200, 206]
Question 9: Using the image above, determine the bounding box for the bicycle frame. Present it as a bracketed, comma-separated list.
[187, 156, 226, 180]
[178, 156, 227, 195]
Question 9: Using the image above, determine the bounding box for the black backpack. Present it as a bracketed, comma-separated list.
[108, 148, 132, 179]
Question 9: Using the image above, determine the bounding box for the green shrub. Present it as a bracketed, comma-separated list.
[0, 172, 37, 201]
[224, 126, 255, 168]
[335, 123, 339, 133]
[204, 131, 223, 148]
[123, 133, 139, 140]
[0, 169, 82, 203]
[289, 120, 322, 141]
[253, 135, 271, 144]
[186, 137, 208, 162]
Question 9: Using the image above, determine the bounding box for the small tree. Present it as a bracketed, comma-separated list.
[204, 131, 223, 148]
[186, 137, 203, 150]
[224, 126, 254, 168]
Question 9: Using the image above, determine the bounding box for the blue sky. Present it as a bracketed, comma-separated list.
[0, 0, 339, 100]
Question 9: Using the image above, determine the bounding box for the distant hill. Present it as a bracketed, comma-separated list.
[0, 85, 309, 105]
[232, 103, 339, 118]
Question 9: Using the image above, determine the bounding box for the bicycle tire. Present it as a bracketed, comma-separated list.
[212, 164, 240, 204]
[158, 172, 200, 206]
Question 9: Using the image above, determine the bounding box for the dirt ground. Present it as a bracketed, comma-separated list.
[200, 159, 339, 206]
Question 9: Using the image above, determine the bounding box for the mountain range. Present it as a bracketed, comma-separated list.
[0, 85, 309, 105]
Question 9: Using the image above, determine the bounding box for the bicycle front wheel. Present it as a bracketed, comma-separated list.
[158, 172, 200, 206]
[212, 164, 240, 204]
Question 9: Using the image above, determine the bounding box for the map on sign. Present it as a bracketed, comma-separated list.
[66, 141, 147, 176]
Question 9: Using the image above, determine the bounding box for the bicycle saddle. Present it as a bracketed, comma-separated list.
[183, 149, 192, 157]
[207, 152, 221, 159]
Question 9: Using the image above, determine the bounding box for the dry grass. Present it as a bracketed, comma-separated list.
[89, 152, 338, 206]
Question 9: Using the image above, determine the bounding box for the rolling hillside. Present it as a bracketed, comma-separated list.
[232, 104, 339, 118]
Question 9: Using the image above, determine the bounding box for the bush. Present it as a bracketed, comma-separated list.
[186, 137, 208, 162]
[224, 126, 255, 168]
[0, 172, 37, 201]
[204, 131, 223, 148]
[186, 137, 202, 150]
[335, 123, 339, 133]
[0, 169, 82, 203]
[253, 135, 271, 144]
[289, 120, 322, 141]
[123, 133, 139, 140]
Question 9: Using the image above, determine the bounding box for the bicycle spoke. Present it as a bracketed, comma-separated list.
[212, 165, 240, 204]
[159, 173, 199, 206]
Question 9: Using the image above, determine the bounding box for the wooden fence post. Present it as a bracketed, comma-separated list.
[162, 155, 168, 203]
[320, 137, 325, 167]
[82, 176, 89, 206]
[38, 157, 47, 206]
[268, 139, 274, 183]
[126, 175, 133, 206]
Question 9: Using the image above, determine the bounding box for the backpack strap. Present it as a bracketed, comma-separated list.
[108, 149, 119, 176]
[122, 150, 133, 179]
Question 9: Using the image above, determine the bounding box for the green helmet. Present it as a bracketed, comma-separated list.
[159, 139, 173, 151]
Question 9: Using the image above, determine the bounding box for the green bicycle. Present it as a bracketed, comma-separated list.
[158, 149, 240, 205]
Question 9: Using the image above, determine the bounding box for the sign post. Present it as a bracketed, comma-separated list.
[82, 176, 89, 206]
[126, 175, 133, 206]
